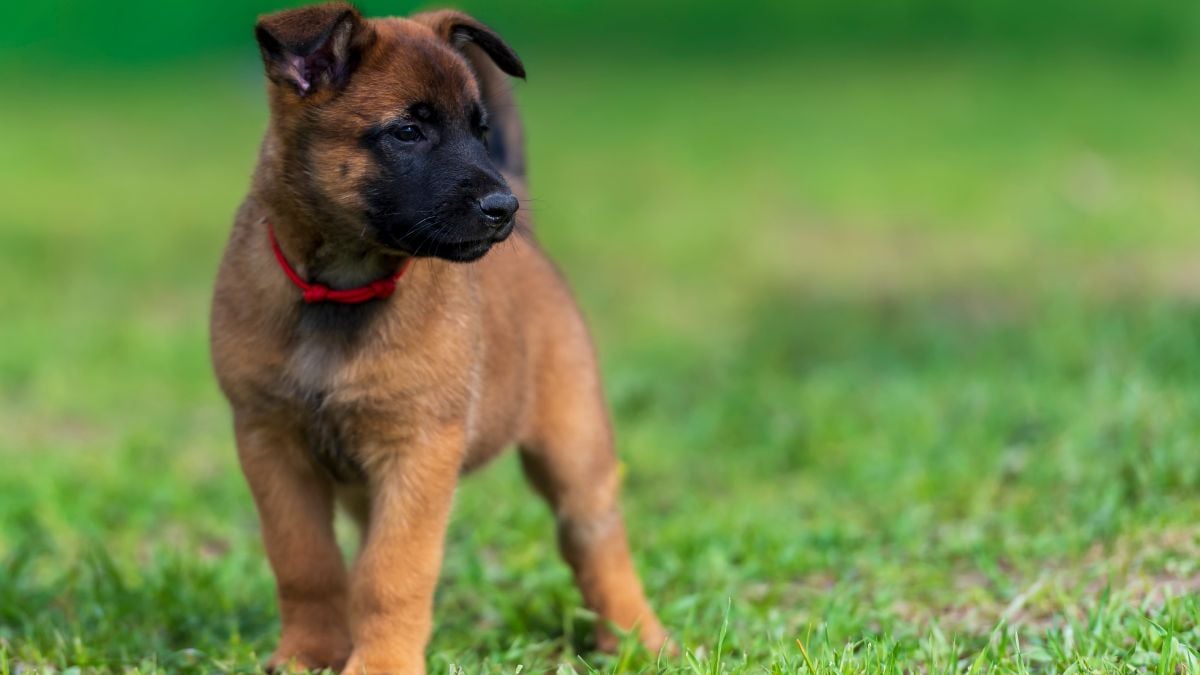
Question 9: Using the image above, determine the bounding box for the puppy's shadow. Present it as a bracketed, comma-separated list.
[431, 556, 608, 666]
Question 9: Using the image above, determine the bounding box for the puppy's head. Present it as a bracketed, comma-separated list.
[255, 3, 525, 262]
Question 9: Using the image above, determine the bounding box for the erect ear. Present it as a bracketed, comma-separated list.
[412, 10, 526, 79]
[254, 3, 375, 97]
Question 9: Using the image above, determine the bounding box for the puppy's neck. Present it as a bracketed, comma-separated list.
[252, 135, 409, 291]
[268, 215, 408, 291]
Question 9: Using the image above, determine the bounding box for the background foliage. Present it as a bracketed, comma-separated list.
[4, 0, 1200, 64]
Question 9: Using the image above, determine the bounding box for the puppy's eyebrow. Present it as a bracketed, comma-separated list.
[408, 102, 437, 122]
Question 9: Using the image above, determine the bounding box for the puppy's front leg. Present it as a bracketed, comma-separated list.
[235, 419, 352, 672]
[342, 427, 464, 675]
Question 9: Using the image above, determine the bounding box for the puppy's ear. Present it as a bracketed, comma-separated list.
[255, 3, 375, 97]
[412, 11, 525, 79]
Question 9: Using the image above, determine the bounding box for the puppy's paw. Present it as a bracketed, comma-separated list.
[266, 643, 350, 673]
[596, 618, 677, 657]
[339, 651, 426, 675]
[644, 627, 681, 658]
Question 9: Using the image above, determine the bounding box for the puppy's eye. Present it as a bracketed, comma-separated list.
[391, 125, 424, 142]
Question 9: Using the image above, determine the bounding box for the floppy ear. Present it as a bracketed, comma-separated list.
[255, 2, 375, 97]
[412, 10, 526, 79]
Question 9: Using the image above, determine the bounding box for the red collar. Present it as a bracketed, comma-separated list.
[267, 223, 412, 304]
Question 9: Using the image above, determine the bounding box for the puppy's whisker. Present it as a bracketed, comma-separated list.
[412, 218, 444, 258]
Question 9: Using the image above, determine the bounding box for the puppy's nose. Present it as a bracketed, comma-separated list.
[478, 192, 519, 226]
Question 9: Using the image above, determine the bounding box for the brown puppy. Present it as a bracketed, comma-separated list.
[209, 3, 666, 673]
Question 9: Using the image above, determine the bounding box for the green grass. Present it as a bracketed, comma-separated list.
[2, 53, 1200, 672]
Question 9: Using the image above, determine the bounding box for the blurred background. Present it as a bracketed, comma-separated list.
[2, 1, 1200, 672]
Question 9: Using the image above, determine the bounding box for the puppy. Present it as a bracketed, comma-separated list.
[209, 3, 667, 673]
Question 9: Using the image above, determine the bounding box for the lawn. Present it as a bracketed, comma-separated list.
[2, 52, 1200, 672]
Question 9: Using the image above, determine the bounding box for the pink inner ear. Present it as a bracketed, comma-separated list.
[282, 53, 312, 94]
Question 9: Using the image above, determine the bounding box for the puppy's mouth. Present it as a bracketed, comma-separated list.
[378, 218, 514, 263]
[438, 238, 496, 262]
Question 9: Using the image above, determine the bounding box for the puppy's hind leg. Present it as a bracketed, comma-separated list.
[518, 368, 668, 654]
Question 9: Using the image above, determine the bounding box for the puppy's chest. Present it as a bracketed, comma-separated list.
[296, 390, 367, 482]
[262, 309, 480, 482]
[280, 340, 394, 483]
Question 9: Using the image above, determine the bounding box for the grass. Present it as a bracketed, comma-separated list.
[2, 52, 1200, 672]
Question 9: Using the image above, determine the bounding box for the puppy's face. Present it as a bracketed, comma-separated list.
[255, 4, 525, 262]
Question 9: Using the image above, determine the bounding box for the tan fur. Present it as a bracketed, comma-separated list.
[211, 6, 665, 673]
